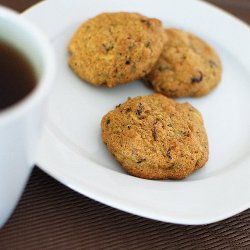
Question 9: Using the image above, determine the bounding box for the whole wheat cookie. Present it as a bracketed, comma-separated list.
[68, 12, 165, 87]
[144, 28, 222, 97]
[101, 94, 208, 180]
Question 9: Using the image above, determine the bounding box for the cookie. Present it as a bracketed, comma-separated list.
[101, 94, 208, 180]
[144, 28, 222, 97]
[68, 12, 165, 87]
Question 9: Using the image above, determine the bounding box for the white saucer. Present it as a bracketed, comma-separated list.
[23, 0, 250, 225]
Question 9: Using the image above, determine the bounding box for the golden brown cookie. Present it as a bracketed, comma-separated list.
[68, 12, 165, 87]
[144, 28, 222, 97]
[101, 94, 208, 180]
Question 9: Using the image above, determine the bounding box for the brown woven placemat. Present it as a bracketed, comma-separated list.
[1, 167, 250, 250]
[0, 1, 250, 249]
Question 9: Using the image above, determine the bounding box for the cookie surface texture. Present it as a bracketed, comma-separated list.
[68, 12, 165, 87]
[144, 29, 222, 97]
[101, 94, 209, 179]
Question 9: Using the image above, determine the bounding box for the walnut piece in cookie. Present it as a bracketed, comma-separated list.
[144, 28, 222, 97]
[68, 12, 166, 87]
[101, 94, 209, 180]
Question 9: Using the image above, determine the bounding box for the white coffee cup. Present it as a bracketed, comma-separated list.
[0, 6, 55, 228]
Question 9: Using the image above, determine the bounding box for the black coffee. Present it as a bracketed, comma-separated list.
[0, 41, 36, 111]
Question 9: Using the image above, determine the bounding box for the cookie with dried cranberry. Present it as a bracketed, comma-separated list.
[101, 94, 208, 180]
[144, 28, 222, 97]
[68, 12, 165, 87]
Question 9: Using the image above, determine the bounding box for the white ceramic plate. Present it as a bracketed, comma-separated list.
[23, 0, 250, 225]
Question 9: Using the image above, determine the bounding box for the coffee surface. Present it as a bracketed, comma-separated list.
[0, 41, 36, 111]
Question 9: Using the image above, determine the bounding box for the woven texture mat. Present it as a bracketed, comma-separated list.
[0, 1, 250, 249]
[1, 167, 250, 249]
